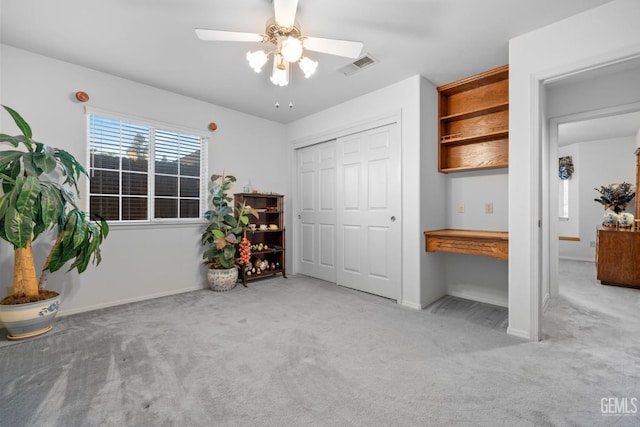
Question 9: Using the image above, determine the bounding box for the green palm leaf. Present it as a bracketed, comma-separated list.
[4, 206, 34, 248]
[15, 176, 41, 220]
[2, 105, 32, 140]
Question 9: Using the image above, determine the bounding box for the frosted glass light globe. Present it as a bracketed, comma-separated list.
[281, 36, 303, 63]
[299, 56, 318, 78]
[246, 50, 268, 72]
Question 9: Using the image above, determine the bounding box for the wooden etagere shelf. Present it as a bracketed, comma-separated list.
[438, 64, 509, 173]
[234, 193, 287, 286]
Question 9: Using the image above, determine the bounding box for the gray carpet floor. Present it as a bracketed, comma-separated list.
[1, 260, 639, 426]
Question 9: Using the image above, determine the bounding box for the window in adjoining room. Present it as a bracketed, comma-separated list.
[558, 155, 574, 220]
[559, 178, 569, 219]
[88, 114, 206, 222]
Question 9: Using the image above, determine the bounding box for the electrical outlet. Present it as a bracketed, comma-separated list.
[457, 202, 465, 213]
[484, 202, 493, 214]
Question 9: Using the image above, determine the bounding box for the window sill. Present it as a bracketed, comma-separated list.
[106, 219, 207, 230]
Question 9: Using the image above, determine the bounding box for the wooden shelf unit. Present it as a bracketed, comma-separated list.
[234, 193, 286, 286]
[438, 65, 509, 173]
[424, 229, 509, 261]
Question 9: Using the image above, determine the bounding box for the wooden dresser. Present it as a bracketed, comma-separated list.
[596, 226, 640, 289]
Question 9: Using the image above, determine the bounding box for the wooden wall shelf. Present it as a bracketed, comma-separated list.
[440, 129, 509, 145]
[440, 102, 509, 122]
[424, 229, 509, 261]
[437, 65, 509, 173]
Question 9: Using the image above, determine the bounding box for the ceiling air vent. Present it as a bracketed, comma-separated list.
[338, 54, 378, 76]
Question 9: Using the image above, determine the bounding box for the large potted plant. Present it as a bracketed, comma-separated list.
[201, 173, 257, 291]
[0, 105, 109, 339]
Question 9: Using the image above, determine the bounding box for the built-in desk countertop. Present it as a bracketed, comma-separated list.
[424, 229, 509, 261]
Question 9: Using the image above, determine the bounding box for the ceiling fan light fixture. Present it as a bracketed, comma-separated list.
[270, 56, 289, 86]
[281, 36, 303, 63]
[246, 50, 269, 72]
[197, 0, 363, 88]
[298, 56, 318, 78]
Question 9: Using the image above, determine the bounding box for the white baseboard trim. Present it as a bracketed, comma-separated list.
[506, 326, 531, 340]
[399, 300, 425, 310]
[58, 285, 205, 317]
[559, 256, 595, 262]
[447, 290, 508, 308]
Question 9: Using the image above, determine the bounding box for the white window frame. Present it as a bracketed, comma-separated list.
[85, 107, 208, 225]
[559, 178, 569, 220]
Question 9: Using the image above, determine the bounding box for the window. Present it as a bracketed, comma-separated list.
[558, 155, 574, 220]
[88, 114, 206, 222]
[559, 179, 569, 219]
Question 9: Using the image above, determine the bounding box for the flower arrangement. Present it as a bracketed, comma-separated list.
[201, 173, 258, 269]
[593, 182, 636, 214]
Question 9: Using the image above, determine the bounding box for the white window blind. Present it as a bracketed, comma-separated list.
[88, 114, 205, 222]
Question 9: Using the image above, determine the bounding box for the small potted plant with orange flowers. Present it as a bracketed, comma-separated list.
[201, 173, 257, 291]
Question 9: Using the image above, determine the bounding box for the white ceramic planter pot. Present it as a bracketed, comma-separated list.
[0, 294, 60, 340]
[618, 212, 635, 228]
[207, 267, 239, 292]
[602, 210, 617, 227]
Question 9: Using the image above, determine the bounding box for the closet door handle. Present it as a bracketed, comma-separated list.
[390, 216, 396, 222]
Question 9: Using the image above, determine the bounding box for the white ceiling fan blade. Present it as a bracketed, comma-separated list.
[195, 28, 262, 43]
[274, 0, 298, 28]
[303, 37, 364, 59]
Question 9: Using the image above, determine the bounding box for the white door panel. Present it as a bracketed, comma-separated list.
[342, 225, 362, 273]
[368, 159, 388, 209]
[319, 224, 335, 268]
[368, 226, 389, 279]
[301, 223, 315, 264]
[297, 141, 337, 282]
[336, 124, 401, 300]
[319, 167, 335, 210]
[301, 171, 315, 210]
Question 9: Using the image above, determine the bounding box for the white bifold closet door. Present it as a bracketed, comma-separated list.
[297, 123, 401, 300]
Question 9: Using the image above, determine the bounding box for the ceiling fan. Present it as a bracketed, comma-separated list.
[195, 0, 364, 87]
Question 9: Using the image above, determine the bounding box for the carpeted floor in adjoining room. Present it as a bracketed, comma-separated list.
[0, 259, 639, 426]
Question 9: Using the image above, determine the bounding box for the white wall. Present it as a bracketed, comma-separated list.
[419, 77, 448, 307]
[546, 65, 640, 119]
[0, 45, 287, 315]
[445, 169, 509, 306]
[559, 137, 636, 261]
[509, 0, 640, 339]
[447, 171, 508, 230]
[287, 75, 447, 309]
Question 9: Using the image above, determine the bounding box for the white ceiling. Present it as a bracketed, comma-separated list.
[559, 111, 640, 146]
[548, 56, 640, 146]
[1, 0, 614, 124]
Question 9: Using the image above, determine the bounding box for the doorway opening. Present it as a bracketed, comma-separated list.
[541, 57, 640, 335]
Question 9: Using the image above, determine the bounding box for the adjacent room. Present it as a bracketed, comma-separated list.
[1, 0, 640, 425]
